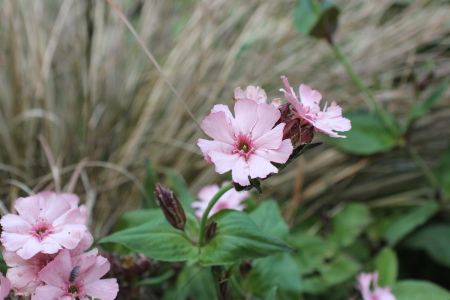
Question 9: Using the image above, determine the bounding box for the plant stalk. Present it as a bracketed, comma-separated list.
[408, 147, 439, 188]
[328, 42, 398, 136]
[198, 183, 233, 247]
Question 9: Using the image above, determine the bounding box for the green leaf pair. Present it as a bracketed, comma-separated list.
[99, 209, 294, 266]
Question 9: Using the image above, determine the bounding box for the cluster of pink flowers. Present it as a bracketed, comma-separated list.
[198, 76, 351, 186]
[0, 191, 118, 300]
[356, 272, 396, 300]
[192, 182, 250, 218]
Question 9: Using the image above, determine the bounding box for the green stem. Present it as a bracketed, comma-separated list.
[198, 183, 233, 247]
[408, 147, 439, 188]
[329, 43, 398, 136]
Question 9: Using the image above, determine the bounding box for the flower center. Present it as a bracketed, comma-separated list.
[30, 220, 53, 240]
[232, 133, 255, 159]
[68, 285, 79, 294]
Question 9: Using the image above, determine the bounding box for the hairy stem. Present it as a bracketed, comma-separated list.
[198, 183, 233, 247]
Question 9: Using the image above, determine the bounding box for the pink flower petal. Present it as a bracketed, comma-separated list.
[78, 256, 110, 283]
[83, 278, 119, 300]
[231, 157, 250, 186]
[14, 196, 41, 225]
[251, 103, 281, 140]
[1, 232, 34, 253]
[33, 285, 65, 300]
[6, 265, 40, 289]
[299, 84, 322, 109]
[0, 214, 31, 233]
[52, 207, 81, 228]
[248, 154, 278, 179]
[198, 139, 234, 164]
[40, 194, 71, 223]
[17, 237, 44, 259]
[254, 139, 293, 164]
[48, 224, 86, 250]
[38, 250, 71, 288]
[197, 185, 220, 202]
[253, 123, 285, 150]
[209, 151, 240, 174]
[234, 100, 258, 134]
[201, 111, 235, 144]
[0, 273, 12, 300]
[69, 232, 94, 256]
[39, 236, 63, 254]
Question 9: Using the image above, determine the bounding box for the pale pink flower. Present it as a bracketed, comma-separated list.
[0, 194, 87, 259]
[33, 250, 118, 300]
[192, 182, 249, 218]
[357, 272, 396, 300]
[234, 86, 282, 107]
[198, 99, 293, 186]
[4, 232, 94, 296]
[0, 273, 12, 299]
[280, 76, 351, 138]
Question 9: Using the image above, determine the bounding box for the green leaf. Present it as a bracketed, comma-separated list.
[289, 234, 337, 275]
[301, 253, 360, 294]
[392, 280, 450, 300]
[199, 210, 294, 266]
[374, 247, 398, 287]
[265, 287, 278, 300]
[99, 216, 198, 262]
[384, 201, 439, 246]
[328, 203, 371, 248]
[404, 224, 450, 268]
[412, 78, 450, 119]
[165, 170, 195, 213]
[247, 254, 301, 300]
[113, 209, 163, 233]
[249, 200, 289, 240]
[136, 270, 175, 286]
[294, 0, 340, 39]
[437, 143, 450, 198]
[327, 112, 399, 155]
[175, 265, 216, 300]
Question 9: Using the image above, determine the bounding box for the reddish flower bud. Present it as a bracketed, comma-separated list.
[204, 220, 217, 243]
[275, 103, 315, 148]
[155, 184, 186, 231]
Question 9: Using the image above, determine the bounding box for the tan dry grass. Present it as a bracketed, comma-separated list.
[0, 0, 449, 236]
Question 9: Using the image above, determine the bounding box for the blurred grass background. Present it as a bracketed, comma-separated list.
[0, 0, 449, 238]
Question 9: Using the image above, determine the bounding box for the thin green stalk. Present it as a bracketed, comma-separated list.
[408, 147, 439, 188]
[329, 43, 398, 136]
[198, 183, 233, 247]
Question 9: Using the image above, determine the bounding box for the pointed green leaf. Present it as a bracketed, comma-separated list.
[392, 280, 450, 300]
[294, 0, 340, 39]
[143, 160, 158, 208]
[249, 200, 289, 240]
[437, 143, 450, 198]
[199, 210, 294, 266]
[328, 203, 371, 248]
[99, 216, 198, 262]
[412, 78, 450, 119]
[384, 201, 439, 246]
[165, 170, 195, 213]
[327, 112, 399, 155]
[374, 247, 398, 287]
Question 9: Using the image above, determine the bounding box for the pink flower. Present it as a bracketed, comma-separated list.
[0, 193, 87, 259]
[192, 182, 249, 218]
[0, 273, 12, 299]
[280, 76, 351, 138]
[198, 99, 293, 186]
[234, 86, 282, 107]
[4, 232, 94, 296]
[33, 250, 118, 300]
[356, 272, 396, 300]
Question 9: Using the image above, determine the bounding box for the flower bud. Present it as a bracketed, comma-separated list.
[275, 103, 315, 148]
[204, 220, 217, 243]
[155, 184, 186, 231]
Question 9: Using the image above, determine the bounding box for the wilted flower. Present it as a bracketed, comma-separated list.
[33, 249, 118, 300]
[234, 86, 282, 107]
[192, 182, 249, 218]
[198, 99, 293, 186]
[4, 232, 94, 296]
[280, 76, 351, 138]
[0, 273, 12, 300]
[0, 193, 87, 259]
[356, 272, 396, 300]
[155, 184, 187, 231]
